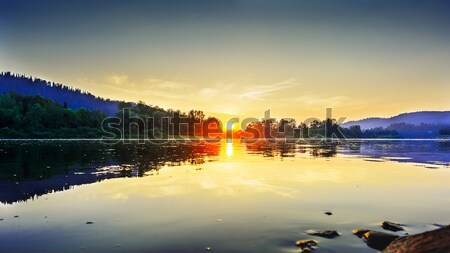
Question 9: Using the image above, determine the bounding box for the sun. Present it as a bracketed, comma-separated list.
[223, 123, 237, 131]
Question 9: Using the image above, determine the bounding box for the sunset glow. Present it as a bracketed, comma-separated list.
[1, 1, 449, 121]
[0, 1, 449, 252]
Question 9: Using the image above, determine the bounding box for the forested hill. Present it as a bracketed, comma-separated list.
[0, 72, 119, 115]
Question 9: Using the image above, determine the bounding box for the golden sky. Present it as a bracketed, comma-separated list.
[1, 0, 449, 121]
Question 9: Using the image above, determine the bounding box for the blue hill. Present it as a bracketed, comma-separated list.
[0, 72, 119, 115]
[342, 111, 450, 130]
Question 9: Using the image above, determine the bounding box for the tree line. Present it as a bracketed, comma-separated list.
[0, 91, 107, 138]
[240, 119, 449, 139]
[0, 91, 217, 139]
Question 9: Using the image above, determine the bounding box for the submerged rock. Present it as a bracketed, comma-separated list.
[295, 239, 317, 248]
[382, 221, 404, 232]
[85, 221, 95, 224]
[352, 228, 371, 238]
[364, 231, 399, 251]
[324, 212, 333, 216]
[383, 225, 450, 253]
[306, 230, 340, 238]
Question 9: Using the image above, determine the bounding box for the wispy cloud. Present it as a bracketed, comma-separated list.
[78, 74, 305, 116]
[238, 78, 298, 100]
[145, 77, 194, 90]
[108, 74, 129, 86]
[294, 95, 349, 106]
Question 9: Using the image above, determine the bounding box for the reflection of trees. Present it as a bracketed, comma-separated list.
[244, 140, 338, 158]
[0, 141, 107, 182]
[0, 141, 222, 204]
[122, 142, 221, 176]
[0, 141, 222, 182]
[245, 141, 296, 157]
[309, 144, 338, 157]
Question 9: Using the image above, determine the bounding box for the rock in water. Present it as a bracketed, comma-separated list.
[383, 225, 450, 253]
[295, 240, 318, 253]
[324, 212, 333, 216]
[295, 239, 317, 249]
[353, 228, 371, 238]
[382, 221, 404, 232]
[306, 230, 340, 238]
[364, 231, 399, 251]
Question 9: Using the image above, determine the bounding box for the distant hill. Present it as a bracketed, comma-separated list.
[342, 111, 450, 130]
[0, 72, 119, 115]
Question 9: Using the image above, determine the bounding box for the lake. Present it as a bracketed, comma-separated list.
[0, 139, 449, 252]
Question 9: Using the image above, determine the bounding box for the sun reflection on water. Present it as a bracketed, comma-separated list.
[226, 142, 233, 156]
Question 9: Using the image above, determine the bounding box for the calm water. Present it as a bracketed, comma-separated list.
[0, 139, 449, 252]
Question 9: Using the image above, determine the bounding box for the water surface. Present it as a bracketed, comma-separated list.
[0, 139, 449, 252]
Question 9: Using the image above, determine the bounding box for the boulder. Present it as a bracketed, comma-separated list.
[364, 231, 399, 251]
[382, 221, 404, 232]
[383, 225, 450, 253]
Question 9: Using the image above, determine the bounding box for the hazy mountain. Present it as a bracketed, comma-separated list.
[342, 111, 450, 130]
[0, 72, 119, 115]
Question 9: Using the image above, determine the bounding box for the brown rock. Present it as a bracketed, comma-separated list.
[364, 231, 399, 251]
[383, 225, 450, 253]
[382, 221, 404, 232]
[353, 228, 371, 238]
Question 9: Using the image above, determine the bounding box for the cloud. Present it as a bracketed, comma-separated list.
[108, 74, 129, 85]
[77, 74, 306, 117]
[145, 77, 194, 90]
[238, 78, 298, 100]
[80, 74, 196, 99]
[295, 95, 349, 106]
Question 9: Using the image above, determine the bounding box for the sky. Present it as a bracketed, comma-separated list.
[1, 0, 449, 122]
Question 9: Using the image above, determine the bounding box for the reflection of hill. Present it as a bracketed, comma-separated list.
[0, 167, 133, 204]
[339, 140, 450, 165]
[243, 140, 450, 166]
